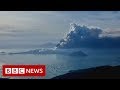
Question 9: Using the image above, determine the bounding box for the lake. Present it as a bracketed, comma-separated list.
[0, 48, 120, 79]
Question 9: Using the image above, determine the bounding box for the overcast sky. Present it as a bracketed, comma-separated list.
[0, 11, 120, 48]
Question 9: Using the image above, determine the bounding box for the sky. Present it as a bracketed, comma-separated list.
[0, 11, 120, 48]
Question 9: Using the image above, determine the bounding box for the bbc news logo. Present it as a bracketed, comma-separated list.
[2, 65, 46, 77]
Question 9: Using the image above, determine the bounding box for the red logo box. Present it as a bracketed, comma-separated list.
[2, 65, 46, 77]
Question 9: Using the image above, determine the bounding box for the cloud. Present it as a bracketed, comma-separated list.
[56, 23, 120, 48]
[104, 30, 120, 34]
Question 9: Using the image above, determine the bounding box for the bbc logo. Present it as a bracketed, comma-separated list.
[2, 65, 46, 77]
[5, 68, 25, 74]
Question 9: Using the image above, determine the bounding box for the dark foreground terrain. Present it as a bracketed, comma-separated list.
[52, 65, 120, 79]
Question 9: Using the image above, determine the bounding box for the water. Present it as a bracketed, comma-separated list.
[0, 48, 120, 79]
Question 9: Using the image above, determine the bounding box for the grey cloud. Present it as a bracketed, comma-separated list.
[56, 23, 120, 48]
